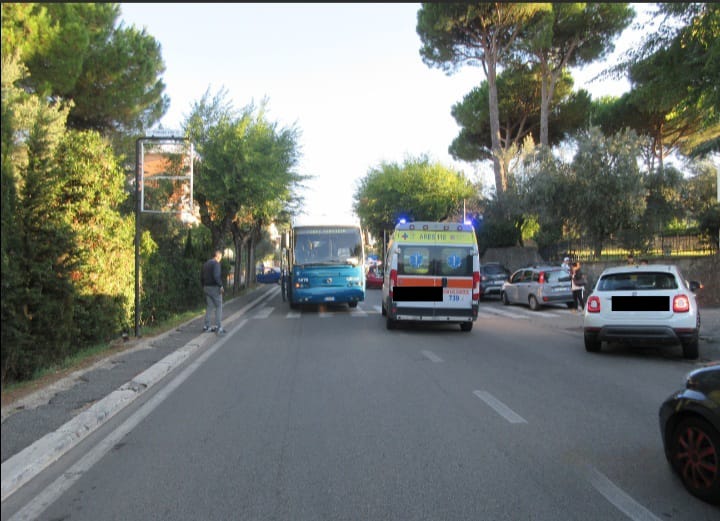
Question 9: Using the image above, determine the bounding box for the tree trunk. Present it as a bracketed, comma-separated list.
[486, 57, 507, 194]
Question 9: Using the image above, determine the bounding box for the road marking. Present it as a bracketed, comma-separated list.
[373, 305, 382, 313]
[473, 390, 527, 424]
[286, 311, 301, 319]
[350, 308, 368, 317]
[254, 306, 273, 319]
[421, 350, 443, 363]
[584, 465, 662, 521]
[5, 319, 249, 521]
[484, 308, 529, 320]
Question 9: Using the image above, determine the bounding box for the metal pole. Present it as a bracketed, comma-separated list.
[134, 138, 142, 337]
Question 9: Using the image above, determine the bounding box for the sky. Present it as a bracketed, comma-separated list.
[118, 3, 656, 223]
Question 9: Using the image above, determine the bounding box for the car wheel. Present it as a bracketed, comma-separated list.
[386, 316, 395, 330]
[349, 301, 358, 308]
[682, 336, 699, 359]
[528, 294, 540, 311]
[584, 333, 601, 353]
[669, 416, 720, 505]
[501, 292, 510, 306]
[460, 322, 473, 332]
[566, 302, 575, 309]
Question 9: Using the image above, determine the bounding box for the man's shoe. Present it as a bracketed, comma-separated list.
[202, 326, 210, 332]
[216, 327, 226, 336]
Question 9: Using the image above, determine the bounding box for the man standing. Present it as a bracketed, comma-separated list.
[202, 249, 226, 335]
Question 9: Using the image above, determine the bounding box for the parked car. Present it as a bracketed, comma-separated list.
[583, 264, 702, 359]
[256, 266, 281, 284]
[479, 262, 510, 300]
[365, 264, 383, 289]
[659, 362, 720, 504]
[500, 266, 574, 311]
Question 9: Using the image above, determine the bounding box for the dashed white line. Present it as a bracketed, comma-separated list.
[584, 465, 662, 521]
[421, 350, 443, 363]
[254, 306, 273, 319]
[473, 390, 527, 424]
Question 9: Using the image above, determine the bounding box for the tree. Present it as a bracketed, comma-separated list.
[2, 2, 169, 136]
[517, 3, 633, 147]
[186, 91, 304, 292]
[449, 63, 590, 175]
[352, 155, 477, 242]
[569, 127, 646, 258]
[417, 2, 548, 194]
[614, 3, 719, 160]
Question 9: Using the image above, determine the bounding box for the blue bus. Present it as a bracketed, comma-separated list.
[285, 221, 365, 308]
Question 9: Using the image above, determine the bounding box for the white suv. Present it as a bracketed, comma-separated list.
[583, 264, 702, 359]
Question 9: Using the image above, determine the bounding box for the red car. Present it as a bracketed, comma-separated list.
[365, 265, 383, 289]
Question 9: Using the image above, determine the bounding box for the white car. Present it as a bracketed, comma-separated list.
[583, 264, 703, 359]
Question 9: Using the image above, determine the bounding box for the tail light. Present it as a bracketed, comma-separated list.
[389, 269, 397, 299]
[473, 271, 480, 301]
[587, 295, 601, 313]
[673, 294, 691, 313]
[538, 272, 545, 284]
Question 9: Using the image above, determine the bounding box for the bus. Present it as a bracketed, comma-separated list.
[284, 220, 366, 308]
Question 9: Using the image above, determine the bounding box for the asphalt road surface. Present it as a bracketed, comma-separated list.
[2, 286, 719, 520]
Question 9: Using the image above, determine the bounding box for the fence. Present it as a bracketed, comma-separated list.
[540, 233, 718, 263]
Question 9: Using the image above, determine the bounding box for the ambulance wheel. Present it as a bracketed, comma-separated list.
[386, 316, 396, 330]
[460, 322, 473, 332]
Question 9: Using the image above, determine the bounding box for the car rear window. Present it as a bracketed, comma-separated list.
[597, 272, 678, 291]
[483, 265, 507, 275]
[544, 270, 570, 283]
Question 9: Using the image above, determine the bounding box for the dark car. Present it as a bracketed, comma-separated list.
[479, 262, 510, 300]
[659, 362, 720, 505]
[256, 266, 281, 284]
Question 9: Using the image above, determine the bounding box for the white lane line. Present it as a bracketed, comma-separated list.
[473, 391, 527, 424]
[421, 350, 443, 363]
[373, 305, 382, 313]
[484, 308, 529, 320]
[6, 319, 250, 521]
[253, 306, 273, 319]
[584, 465, 662, 521]
[286, 311, 301, 319]
[351, 308, 368, 317]
[319, 311, 335, 318]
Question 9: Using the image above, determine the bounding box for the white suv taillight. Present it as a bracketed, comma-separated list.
[673, 294, 691, 313]
[587, 295, 601, 313]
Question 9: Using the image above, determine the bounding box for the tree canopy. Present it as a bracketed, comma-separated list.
[352, 155, 477, 242]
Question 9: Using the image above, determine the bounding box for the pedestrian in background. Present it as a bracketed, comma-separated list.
[201, 249, 226, 335]
[561, 256, 571, 272]
[571, 261, 587, 312]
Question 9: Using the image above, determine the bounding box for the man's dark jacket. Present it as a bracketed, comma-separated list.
[201, 258, 222, 287]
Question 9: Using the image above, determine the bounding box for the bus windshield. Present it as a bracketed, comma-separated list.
[293, 226, 363, 266]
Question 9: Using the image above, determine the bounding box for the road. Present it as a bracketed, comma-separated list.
[3, 286, 719, 520]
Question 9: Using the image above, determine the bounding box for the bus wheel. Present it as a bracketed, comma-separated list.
[460, 322, 473, 332]
[349, 301, 358, 308]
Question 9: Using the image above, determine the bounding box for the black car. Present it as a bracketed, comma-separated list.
[479, 262, 510, 300]
[659, 362, 720, 505]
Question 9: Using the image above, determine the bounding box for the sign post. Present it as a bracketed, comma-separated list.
[134, 132, 194, 337]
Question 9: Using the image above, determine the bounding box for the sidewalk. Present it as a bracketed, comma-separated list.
[1, 288, 718, 502]
[1, 283, 279, 501]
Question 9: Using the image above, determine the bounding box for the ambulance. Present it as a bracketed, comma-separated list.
[381, 221, 480, 331]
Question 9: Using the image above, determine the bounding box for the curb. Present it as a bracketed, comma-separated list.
[1, 285, 278, 502]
